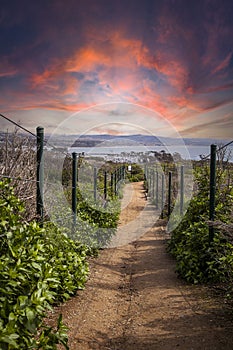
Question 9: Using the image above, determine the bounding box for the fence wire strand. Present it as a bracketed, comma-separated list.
[0, 113, 71, 159]
[201, 139, 233, 161]
[0, 113, 38, 138]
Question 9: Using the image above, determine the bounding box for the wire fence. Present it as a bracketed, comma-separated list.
[1, 113, 232, 241]
[0, 113, 73, 218]
[0, 114, 126, 226]
[144, 140, 233, 240]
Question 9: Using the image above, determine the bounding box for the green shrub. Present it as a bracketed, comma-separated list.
[168, 166, 233, 284]
[127, 164, 144, 182]
[0, 180, 89, 349]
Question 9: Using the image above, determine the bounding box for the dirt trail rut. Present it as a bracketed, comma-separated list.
[51, 181, 233, 350]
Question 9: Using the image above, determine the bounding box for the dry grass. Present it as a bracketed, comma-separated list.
[0, 129, 37, 220]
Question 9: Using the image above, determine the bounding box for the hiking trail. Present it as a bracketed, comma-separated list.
[48, 181, 233, 350]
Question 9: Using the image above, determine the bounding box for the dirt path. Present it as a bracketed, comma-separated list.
[50, 181, 233, 350]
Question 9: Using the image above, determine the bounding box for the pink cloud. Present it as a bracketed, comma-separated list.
[169, 95, 202, 113]
[201, 10, 233, 81]
[0, 69, 18, 78]
[20, 27, 231, 128]
[212, 52, 232, 74]
[145, 55, 188, 91]
[28, 27, 192, 122]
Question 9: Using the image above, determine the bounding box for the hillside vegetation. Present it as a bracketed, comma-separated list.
[168, 161, 233, 290]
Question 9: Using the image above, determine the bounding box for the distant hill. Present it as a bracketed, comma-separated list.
[70, 134, 229, 148]
[0, 131, 228, 149]
[72, 134, 161, 147]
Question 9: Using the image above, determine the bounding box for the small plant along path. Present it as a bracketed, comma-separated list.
[51, 181, 233, 350]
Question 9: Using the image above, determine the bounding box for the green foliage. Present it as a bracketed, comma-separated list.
[168, 165, 233, 284]
[37, 314, 69, 350]
[0, 180, 89, 349]
[56, 185, 120, 248]
[75, 188, 120, 247]
[76, 188, 119, 229]
[127, 163, 144, 182]
[59, 159, 121, 248]
[0, 152, 122, 348]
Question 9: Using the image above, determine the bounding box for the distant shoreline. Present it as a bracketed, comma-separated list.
[68, 144, 233, 161]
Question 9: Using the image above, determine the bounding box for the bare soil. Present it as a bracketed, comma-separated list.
[48, 181, 233, 350]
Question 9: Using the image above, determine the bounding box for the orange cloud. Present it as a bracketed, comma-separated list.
[31, 68, 59, 87]
[64, 32, 149, 75]
[65, 47, 111, 72]
[27, 30, 196, 119]
[18, 101, 89, 112]
[142, 53, 189, 92]
[63, 76, 80, 95]
[169, 95, 202, 113]
[30, 31, 148, 87]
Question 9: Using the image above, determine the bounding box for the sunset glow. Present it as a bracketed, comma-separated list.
[0, 0, 233, 138]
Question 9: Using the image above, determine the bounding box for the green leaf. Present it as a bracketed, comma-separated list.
[8, 312, 16, 321]
[26, 307, 35, 322]
[18, 295, 29, 307]
[31, 262, 42, 271]
[0, 333, 19, 347]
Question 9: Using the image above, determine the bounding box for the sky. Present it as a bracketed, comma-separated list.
[0, 0, 233, 139]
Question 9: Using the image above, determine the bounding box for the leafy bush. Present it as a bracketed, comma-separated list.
[76, 191, 120, 247]
[49, 185, 120, 248]
[127, 164, 144, 182]
[0, 180, 89, 349]
[168, 165, 233, 284]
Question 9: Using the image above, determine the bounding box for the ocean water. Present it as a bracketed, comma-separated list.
[69, 144, 233, 161]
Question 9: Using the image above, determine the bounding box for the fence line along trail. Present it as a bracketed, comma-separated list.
[47, 181, 233, 350]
